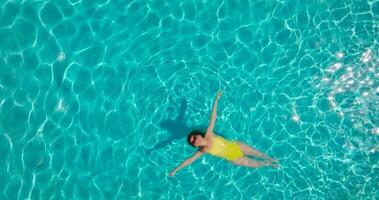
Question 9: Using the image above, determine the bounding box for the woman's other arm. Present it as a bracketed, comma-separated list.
[169, 151, 204, 176]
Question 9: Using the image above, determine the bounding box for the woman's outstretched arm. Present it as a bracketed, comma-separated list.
[205, 91, 223, 138]
[169, 151, 204, 176]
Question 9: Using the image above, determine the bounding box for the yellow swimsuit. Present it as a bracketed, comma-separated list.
[206, 135, 244, 161]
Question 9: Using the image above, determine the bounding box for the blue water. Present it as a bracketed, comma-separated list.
[0, 0, 378, 199]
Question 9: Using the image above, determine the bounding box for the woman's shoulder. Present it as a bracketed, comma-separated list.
[198, 147, 210, 154]
[206, 133, 220, 139]
[200, 138, 214, 153]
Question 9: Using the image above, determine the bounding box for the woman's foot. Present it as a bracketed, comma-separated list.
[270, 162, 279, 168]
[259, 160, 279, 168]
[265, 157, 278, 163]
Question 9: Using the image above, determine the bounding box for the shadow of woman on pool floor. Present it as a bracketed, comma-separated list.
[145, 98, 225, 155]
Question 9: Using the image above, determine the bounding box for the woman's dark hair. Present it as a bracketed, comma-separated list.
[187, 130, 205, 147]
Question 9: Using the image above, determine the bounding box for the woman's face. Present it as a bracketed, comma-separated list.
[190, 135, 203, 147]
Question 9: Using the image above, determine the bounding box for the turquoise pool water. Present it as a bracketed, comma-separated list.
[0, 0, 378, 199]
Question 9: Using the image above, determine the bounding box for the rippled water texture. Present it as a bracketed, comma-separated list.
[0, 0, 378, 199]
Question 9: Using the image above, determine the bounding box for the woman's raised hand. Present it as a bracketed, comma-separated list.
[168, 171, 176, 177]
[216, 90, 223, 99]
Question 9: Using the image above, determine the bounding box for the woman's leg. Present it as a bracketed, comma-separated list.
[237, 142, 278, 162]
[231, 156, 278, 168]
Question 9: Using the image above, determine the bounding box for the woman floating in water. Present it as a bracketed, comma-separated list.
[169, 91, 279, 176]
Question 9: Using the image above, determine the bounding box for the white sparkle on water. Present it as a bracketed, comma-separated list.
[319, 49, 378, 136]
[57, 52, 65, 62]
[361, 49, 372, 63]
[56, 99, 67, 112]
[292, 115, 300, 122]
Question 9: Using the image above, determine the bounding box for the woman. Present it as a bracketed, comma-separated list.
[169, 91, 279, 177]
